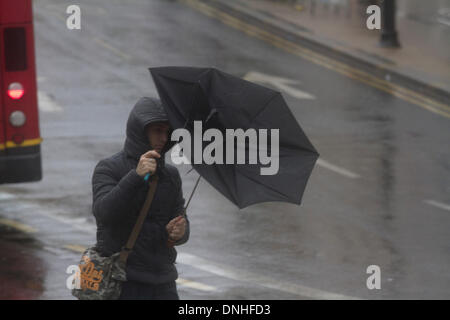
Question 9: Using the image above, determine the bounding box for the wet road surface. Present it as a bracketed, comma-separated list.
[0, 0, 449, 299]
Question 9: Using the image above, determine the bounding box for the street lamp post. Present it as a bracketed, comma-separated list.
[379, 0, 400, 48]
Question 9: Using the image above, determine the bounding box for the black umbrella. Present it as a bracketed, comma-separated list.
[149, 66, 319, 209]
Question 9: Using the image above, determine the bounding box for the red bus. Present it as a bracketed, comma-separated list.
[0, 0, 42, 183]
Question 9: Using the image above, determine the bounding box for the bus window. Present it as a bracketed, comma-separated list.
[4, 27, 28, 71]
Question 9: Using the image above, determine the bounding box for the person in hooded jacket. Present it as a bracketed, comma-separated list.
[92, 97, 189, 300]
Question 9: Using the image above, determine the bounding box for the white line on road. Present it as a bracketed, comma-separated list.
[316, 159, 360, 179]
[178, 252, 361, 300]
[0, 192, 16, 200]
[424, 200, 450, 212]
[176, 278, 218, 292]
[63, 244, 88, 253]
[437, 17, 450, 28]
[93, 37, 132, 61]
[38, 91, 64, 112]
[44, 8, 66, 23]
[35, 209, 97, 234]
[244, 71, 316, 100]
[0, 218, 38, 233]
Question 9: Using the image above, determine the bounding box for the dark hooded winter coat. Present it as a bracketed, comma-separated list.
[92, 97, 189, 284]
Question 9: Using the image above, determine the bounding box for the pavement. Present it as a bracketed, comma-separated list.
[204, 0, 450, 103]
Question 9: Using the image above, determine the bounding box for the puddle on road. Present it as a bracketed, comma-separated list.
[0, 223, 46, 299]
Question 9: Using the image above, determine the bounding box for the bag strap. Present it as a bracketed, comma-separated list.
[119, 175, 159, 264]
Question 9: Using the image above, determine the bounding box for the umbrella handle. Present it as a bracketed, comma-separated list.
[144, 157, 162, 182]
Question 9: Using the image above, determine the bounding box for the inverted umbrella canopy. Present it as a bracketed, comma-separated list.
[149, 66, 319, 209]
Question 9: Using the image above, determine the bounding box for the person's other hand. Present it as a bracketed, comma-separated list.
[136, 150, 160, 177]
[166, 215, 186, 241]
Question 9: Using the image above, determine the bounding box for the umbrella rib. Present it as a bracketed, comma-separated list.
[193, 164, 240, 207]
[248, 92, 281, 126]
[216, 165, 240, 206]
[235, 150, 319, 202]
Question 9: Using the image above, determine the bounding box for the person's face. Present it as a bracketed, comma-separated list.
[146, 121, 170, 153]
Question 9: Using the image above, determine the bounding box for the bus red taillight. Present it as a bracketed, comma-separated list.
[7, 82, 25, 99]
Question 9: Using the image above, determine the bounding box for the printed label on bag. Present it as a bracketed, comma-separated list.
[79, 256, 104, 291]
[67, 256, 104, 291]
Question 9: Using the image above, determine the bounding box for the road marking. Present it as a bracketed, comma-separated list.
[424, 200, 450, 212]
[34, 210, 97, 234]
[316, 159, 360, 179]
[183, 0, 450, 119]
[43, 246, 82, 260]
[38, 91, 64, 112]
[93, 37, 132, 61]
[45, 8, 66, 23]
[244, 71, 316, 100]
[176, 278, 218, 292]
[63, 244, 88, 253]
[178, 252, 361, 300]
[79, 3, 108, 16]
[437, 9, 450, 27]
[437, 17, 450, 27]
[0, 192, 16, 200]
[0, 218, 38, 233]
